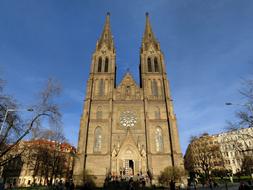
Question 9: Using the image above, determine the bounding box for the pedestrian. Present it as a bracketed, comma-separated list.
[69, 180, 74, 190]
[170, 180, 176, 190]
[238, 181, 251, 190]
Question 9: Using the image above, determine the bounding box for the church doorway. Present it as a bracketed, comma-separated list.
[124, 159, 134, 176]
[129, 160, 134, 175]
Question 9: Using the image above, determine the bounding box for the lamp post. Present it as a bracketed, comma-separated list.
[225, 102, 253, 111]
[0, 107, 33, 135]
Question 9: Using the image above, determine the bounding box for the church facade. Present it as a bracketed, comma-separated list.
[73, 13, 184, 186]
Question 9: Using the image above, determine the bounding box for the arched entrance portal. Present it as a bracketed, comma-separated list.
[112, 144, 147, 177]
[111, 131, 147, 177]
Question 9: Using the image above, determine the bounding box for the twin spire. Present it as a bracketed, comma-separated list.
[143, 12, 157, 45]
[97, 12, 159, 51]
[97, 12, 114, 50]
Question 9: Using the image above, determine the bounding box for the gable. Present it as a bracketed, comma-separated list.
[114, 73, 143, 100]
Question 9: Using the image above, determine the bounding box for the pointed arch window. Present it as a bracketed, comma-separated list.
[155, 106, 160, 119]
[152, 80, 158, 96]
[154, 57, 159, 72]
[98, 57, 102, 72]
[99, 79, 104, 96]
[94, 127, 102, 153]
[96, 106, 102, 119]
[155, 127, 163, 152]
[147, 57, 152, 72]
[104, 57, 109, 72]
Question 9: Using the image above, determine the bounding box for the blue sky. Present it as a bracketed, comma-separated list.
[0, 0, 253, 154]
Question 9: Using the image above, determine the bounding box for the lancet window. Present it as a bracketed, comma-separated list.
[96, 106, 102, 119]
[154, 57, 159, 72]
[152, 80, 158, 96]
[154, 106, 160, 119]
[104, 57, 109, 72]
[147, 57, 152, 72]
[94, 127, 102, 152]
[155, 127, 163, 152]
[99, 79, 104, 96]
[98, 57, 102, 72]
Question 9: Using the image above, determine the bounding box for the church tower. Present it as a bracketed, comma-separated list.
[73, 13, 184, 187]
[139, 13, 184, 173]
[73, 12, 116, 186]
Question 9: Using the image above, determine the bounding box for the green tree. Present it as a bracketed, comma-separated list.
[185, 134, 224, 183]
[158, 166, 186, 187]
[241, 156, 253, 176]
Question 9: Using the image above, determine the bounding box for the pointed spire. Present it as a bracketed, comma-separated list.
[142, 13, 159, 51]
[143, 12, 156, 43]
[97, 12, 114, 50]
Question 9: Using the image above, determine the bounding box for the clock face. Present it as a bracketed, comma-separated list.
[120, 111, 137, 128]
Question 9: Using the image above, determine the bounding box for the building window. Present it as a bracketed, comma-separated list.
[154, 57, 159, 72]
[99, 79, 104, 96]
[154, 106, 160, 119]
[155, 127, 163, 152]
[96, 106, 102, 119]
[94, 127, 102, 152]
[152, 80, 158, 96]
[104, 57, 109, 72]
[147, 57, 152, 72]
[98, 57, 102, 72]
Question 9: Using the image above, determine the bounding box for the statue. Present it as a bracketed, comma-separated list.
[141, 145, 146, 157]
[112, 144, 117, 157]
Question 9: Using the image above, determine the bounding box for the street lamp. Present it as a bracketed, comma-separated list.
[225, 102, 253, 111]
[0, 107, 33, 135]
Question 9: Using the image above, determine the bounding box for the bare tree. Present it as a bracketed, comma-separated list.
[0, 78, 62, 166]
[25, 125, 71, 185]
[226, 79, 253, 174]
[41, 127, 67, 185]
[227, 79, 253, 130]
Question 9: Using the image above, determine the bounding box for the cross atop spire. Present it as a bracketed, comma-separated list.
[141, 13, 160, 51]
[97, 12, 114, 50]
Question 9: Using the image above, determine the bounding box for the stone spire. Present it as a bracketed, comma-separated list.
[97, 12, 114, 50]
[141, 13, 160, 51]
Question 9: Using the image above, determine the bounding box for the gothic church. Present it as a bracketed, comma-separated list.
[73, 13, 184, 186]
